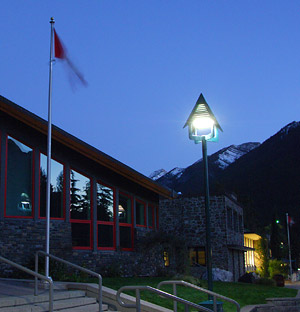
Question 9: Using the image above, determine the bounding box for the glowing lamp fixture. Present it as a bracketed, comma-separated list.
[184, 93, 222, 143]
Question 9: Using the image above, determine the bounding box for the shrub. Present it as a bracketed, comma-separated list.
[256, 238, 270, 278]
[268, 259, 288, 278]
[255, 277, 276, 286]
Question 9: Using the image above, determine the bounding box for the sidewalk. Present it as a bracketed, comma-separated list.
[284, 280, 300, 295]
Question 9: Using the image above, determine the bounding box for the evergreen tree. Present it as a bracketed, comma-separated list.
[97, 183, 114, 221]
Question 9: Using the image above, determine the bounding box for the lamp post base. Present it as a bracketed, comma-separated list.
[199, 300, 224, 312]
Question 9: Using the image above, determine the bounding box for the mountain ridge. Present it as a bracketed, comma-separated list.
[150, 121, 300, 230]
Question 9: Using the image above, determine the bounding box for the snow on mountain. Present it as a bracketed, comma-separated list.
[149, 142, 260, 182]
[149, 167, 184, 181]
[215, 142, 260, 170]
[149, 169, 167, 180]
[168, 167, 185, 179]
[278, 121, 300, 138]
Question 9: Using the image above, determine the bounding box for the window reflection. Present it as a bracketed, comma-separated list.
[6, 136, 33, 217]
[40, 154, 64, 218]
[119, 194, 131, 224]
[97, 182, 114, 221]
[119, 193, 133, 250]
[70, 170, 91, 220]
[136, 200, 146, 226]
[70, 169, 92, 249]
[97, 182, 115, 249]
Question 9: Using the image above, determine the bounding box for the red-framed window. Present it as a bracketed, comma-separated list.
[70, 168, 92, 250]
[135, 199, 146, 227]
[5, 135, 34, 218]
[96, 181, 116, 250]
[39, 153, 65, 220]
[119, 192, 134, 251]
[147, 204, 155, 229]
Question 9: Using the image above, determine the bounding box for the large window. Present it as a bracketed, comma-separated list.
[119, 192, 133, 250]
[5, 136, 34, 217]
[70, 169, 92, 249]
[39, 154, 64, 219]
[135, 199, 146, 227]
[97, 181, 115, 249]
[189, 247, 206, 266]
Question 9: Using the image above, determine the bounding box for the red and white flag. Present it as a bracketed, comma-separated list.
[54, 29, 87, 88]
[288, 215, 295, 226]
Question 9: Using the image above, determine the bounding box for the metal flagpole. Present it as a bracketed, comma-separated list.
[45, 17, 55, 278]
[286, 213, 293, 279]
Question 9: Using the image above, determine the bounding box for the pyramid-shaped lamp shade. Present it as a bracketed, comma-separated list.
[184, 93, 223, 143]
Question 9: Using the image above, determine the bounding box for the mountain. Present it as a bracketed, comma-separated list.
[151, 142, 260, 193]
[218, 121, 300, 229]
[149, 169, 167, 181]
[151, 121, 300, 230]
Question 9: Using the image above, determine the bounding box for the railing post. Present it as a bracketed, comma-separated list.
[213, 296, 217, 312]
[49, 280, 53, 312]
[98, 276, 103, 312]
[136, 289, 141, 312]
[34, 252, 38, 296]
[184, 304, 190, 312]
[173, 283, 177, 312]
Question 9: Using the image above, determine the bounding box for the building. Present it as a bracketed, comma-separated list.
[0, 95, 174, 277]
[244, 232, 262, 272]
[159, 195, 246, 281]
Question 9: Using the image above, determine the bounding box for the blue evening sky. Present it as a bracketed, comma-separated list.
[1, 1, 300, 176]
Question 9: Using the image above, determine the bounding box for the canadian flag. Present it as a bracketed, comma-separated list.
[288, 215, 295, 226]
[53, 29, 87, 87]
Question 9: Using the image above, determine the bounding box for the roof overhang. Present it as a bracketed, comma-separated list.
[227, 244, 251, 252]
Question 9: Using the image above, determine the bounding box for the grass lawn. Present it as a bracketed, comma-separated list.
[102, 277, 298, 311]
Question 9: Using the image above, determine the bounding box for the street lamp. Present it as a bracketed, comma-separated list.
[184, 93, 222, 293]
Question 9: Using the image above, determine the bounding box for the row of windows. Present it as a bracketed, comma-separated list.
[4, 135, 158, 250]
[226, 207, 243, 233]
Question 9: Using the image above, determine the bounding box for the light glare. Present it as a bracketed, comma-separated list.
[192, 117, 214, 130]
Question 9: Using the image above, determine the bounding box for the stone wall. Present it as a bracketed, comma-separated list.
[159, 195, 245, 279]
[0, 219, 165, 278]
[0, 195, 245, 280]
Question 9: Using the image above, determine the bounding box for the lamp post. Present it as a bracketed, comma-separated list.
[184, 93, 222, 293]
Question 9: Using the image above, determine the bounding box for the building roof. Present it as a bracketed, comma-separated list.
[0, 95, 174, 199]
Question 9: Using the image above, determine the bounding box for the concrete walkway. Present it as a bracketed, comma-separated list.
[285, 280, 300, 294]
[0, 278, 67, 298]
[0, 279, 37, 297]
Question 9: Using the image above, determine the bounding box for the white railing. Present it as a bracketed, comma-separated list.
[35, 250, 103, 312]
[0, 255, 54, 312]
[116, 285, 213, 312]
[157, 280, 240, 312]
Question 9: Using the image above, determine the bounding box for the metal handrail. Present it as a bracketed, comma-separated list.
[116, 285, 212, 312]
[35, 250, 103, 312]
[157, 280, 240, 312]
[0, 255, 54, 312]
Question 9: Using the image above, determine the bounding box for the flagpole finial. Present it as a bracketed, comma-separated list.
[50, 17, 55, 24]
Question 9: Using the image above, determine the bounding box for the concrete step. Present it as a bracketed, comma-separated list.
[60, 303, 109, 311]
[0, 290, 86, 308]
[0, 289, 109, 312]
[0, 297, 96, 312]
